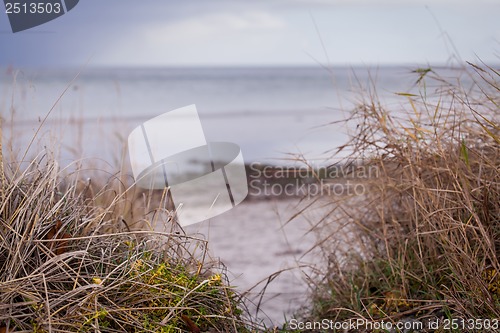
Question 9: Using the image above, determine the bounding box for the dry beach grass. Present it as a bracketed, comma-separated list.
[0, 154, 264, 332]
[0, 103, 262, 331]
[296, 62, 500, 332]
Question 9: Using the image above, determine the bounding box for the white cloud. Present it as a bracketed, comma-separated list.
[144, 11, 287, 44]
[96, 11, 296, 66]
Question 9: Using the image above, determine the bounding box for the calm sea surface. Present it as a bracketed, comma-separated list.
[1, 66, 429, 165]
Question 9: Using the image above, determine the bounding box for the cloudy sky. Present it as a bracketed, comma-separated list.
[0, 0, 498, 67]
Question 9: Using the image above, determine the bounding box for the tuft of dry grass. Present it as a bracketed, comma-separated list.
[0, 151, 259, 331]
[302, 62, 499, 331]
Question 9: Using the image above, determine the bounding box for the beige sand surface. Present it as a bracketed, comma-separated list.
[184, 198, 328, 326]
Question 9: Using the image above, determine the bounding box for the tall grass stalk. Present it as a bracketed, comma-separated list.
[304, 62, 499, 332]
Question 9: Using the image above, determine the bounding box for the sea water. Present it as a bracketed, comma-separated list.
[1, 66, 424, 165]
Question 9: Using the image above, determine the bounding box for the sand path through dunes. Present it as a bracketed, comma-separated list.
[182, 198, 329, 327]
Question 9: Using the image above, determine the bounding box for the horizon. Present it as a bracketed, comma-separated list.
[4, 61, 498, 72]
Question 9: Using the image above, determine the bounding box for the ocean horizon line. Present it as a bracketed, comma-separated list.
[1, 62, 484, 73]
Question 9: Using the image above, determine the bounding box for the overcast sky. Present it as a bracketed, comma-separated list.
[0, 0, 498, 67]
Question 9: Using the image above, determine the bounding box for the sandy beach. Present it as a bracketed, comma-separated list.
[183, 198, 328, 326]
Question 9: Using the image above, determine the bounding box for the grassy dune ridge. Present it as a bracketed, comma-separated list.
[0, 146, 259, 330]
[295, 62, 499, 332]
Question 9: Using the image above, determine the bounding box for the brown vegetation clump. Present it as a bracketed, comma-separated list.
[303, 62, 499, 332]
[0, 152, 258, 331]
